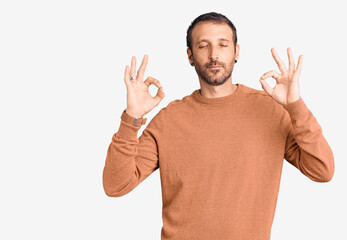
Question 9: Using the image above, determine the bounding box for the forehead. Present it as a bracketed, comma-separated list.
[191, 22, 233, 43]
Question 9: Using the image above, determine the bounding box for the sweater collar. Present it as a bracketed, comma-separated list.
[192, 83, 243, 105]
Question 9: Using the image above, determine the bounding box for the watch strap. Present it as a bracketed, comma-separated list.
[121, 109, 147, 126]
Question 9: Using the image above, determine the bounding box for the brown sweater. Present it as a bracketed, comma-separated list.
[102, 83, 334, 240]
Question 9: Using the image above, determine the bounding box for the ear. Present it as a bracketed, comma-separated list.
[187, 48, 194, 66]
[235, 44, 240, 62]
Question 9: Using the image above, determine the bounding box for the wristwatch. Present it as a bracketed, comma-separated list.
[122, 109, 147, 126]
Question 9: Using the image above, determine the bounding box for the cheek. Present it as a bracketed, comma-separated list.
[193, 51, 208, 60]
[224, 55, 236, 65]
[223, 52, 235, 61]
[194, 58, 208, 67]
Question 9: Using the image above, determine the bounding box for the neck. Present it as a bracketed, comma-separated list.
[198, 76, 238, 98]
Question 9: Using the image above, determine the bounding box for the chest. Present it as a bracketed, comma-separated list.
[159, 110, 284, 174]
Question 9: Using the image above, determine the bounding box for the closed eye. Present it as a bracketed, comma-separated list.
[198, 45, 228, 48]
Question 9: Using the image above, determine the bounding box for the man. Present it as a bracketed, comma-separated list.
[102, 12, 334, 240]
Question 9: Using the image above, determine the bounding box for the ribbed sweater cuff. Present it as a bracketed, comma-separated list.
[117, 120, 140, 141]
[116, 111, 147, 141]
[283, 97, 310, 121]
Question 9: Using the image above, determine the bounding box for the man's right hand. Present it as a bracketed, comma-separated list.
[123, 55, 165, 118]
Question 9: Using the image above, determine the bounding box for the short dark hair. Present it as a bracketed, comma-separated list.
[186, 12, 238, 54]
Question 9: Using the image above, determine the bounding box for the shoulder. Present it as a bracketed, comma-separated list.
[147, 91, 193, 123]
[160, 90, 195, 114]
[240, 83, 289, 119]
[240, 83, 291, 134]
[241, 83, 282, 107]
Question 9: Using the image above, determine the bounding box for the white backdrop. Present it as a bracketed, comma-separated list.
[1, 0, 346, 239]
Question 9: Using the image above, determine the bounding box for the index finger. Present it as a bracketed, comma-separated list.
[136, 54, 149, 81]
[271, 48, 287, 74]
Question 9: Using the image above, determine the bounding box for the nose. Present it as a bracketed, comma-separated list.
[209, 45, 219, 61]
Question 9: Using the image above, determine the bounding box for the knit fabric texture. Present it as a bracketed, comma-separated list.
[103, 83, 334, 240]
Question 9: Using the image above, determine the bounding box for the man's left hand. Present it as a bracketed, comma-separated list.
[259, 47, 303, 106]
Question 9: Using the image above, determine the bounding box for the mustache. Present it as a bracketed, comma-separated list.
[206, 61, 224, 67]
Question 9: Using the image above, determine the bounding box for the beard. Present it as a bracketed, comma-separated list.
[193, 57, 235, 86]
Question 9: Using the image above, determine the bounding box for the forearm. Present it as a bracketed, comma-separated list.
[102, 111, 147, 197]
[283, 97, 335, 182]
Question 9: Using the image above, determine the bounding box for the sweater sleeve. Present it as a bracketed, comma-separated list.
[102, 108, 165, 197]
[283, 97, 335, 182]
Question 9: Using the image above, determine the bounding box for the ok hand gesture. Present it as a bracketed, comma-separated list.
[259, 48, 303, 106]
[124, 55, 165, 118]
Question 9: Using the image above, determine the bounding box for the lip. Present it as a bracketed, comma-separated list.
[208, 65, 222, 69]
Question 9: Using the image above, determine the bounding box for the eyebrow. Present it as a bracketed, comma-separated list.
[197, 38, 230, 44]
